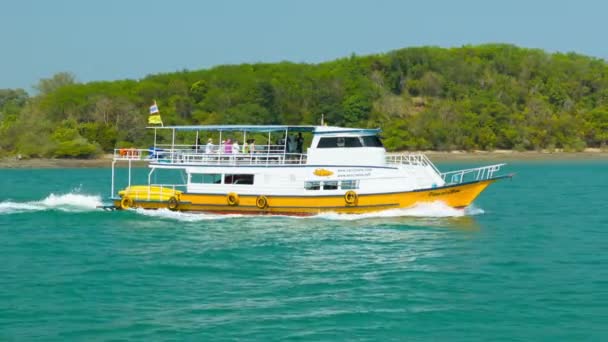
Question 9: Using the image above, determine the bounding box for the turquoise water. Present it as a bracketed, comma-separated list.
[1, 162, 607, 340]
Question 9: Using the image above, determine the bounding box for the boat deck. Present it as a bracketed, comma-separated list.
[113, 145, 308, 166]
[113, 146, 441, 168]
[112, 147, 505, 184]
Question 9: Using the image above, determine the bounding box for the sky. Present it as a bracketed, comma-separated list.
[1, 0, 606, 92]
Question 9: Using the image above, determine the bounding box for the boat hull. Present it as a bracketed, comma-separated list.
[112, 178, 499, 216]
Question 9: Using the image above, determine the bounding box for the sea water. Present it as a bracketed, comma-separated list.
[0, 161, 607, 340]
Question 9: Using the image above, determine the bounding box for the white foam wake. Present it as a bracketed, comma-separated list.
[312, 201, 484, 221]
[128, 201, 483, 222]
[0, 193, 103, 214]
[133, 208, 246, 222]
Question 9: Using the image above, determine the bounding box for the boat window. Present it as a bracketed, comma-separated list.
[340, 180, 359, 190]
[191, 173, 222, 184]
[323, 181, 339, 190]
[304, 181, 320, 190]
[362, 135, 384, 147]
[224, 174, 254, 185]
[317, 137, 363, 148]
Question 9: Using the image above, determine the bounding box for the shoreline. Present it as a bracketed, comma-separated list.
[420, 149, 608, 162]
[1, 150, 606, 169]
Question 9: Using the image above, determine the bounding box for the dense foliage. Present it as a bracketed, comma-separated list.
[2, 44, 608, 158]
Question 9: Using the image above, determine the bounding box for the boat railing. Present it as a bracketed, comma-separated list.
[440, 164, 505, 184]
[113, 148, 151, 161]
[113, 146, 308, 166]
[154, 143, 290, 154]
[386, 153, 441, 174]
[180, 152, 307, 165]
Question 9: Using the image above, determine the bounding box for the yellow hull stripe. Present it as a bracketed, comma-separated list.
[115, 179, 495, 215]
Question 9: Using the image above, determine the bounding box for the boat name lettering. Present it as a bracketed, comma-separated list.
[428, 189, 461, 196]
[336, 168, 372, 178]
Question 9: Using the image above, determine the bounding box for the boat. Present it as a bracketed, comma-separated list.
[106, 125, 510, 215]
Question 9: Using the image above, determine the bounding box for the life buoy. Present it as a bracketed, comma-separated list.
[227, 192, 239, 206]
[256, 195, 268, 209]
[167, 196, 179, 211]
[120, 196, 134, 210]
[344, 191, 358, 206]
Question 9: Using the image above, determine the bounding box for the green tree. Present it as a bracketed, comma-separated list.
[3, 44, 608, 157]
[34, 72, 76, 95]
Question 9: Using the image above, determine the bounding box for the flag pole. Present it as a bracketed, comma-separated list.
[156, 100, 164, 127]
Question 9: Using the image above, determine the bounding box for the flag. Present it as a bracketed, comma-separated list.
[148, 101, 163, 125]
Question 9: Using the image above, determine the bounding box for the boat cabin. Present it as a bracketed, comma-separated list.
[307, 126, 385, 166]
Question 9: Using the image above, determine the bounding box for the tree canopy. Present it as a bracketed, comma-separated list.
[2, 44, 608, 158]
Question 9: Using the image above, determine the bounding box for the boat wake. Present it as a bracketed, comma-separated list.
[312, 202, 484, 221]
[0, 193, 103, 214]
[133, 208, 246, 222]
[128, 201, 484, 222]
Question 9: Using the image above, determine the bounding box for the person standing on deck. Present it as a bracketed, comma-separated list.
[224, 139, 232, 154]
[288, 134, 296, 153]
[205, 138, 214, 154]
[277, 135, 286, 153]
[296, 133, 304, 154]
[192, 137, 202, 152]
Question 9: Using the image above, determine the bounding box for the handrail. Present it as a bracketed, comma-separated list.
[113, 147, 308, 166]
[385, 153, 441, 174]
[113, 148, 150, 161]
[440, 163, 505, 184]
[155, 143, 288, 153]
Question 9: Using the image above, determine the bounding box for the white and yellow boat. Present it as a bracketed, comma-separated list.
[108, 125, 510, 215]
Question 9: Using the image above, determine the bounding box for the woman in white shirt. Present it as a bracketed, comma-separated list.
[205, 138, 214, 154]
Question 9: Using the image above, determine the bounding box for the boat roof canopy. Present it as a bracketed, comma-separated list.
[148, 125, 381, 135]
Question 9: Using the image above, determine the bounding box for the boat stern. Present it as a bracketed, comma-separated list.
[113, 185, 183, 210]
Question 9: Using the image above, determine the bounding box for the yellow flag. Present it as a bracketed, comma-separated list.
[148, 101, 162, 125]
[148, 114, 162, 124]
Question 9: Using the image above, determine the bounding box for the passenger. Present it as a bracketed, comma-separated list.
[232, 140, 240, 154]
[224, 139, 232, 154]
[296, 133, 304, 154]
[192, 137, 202, 151]
[248, 139, 255, 154]
[276, 136, 285, 152]
[288, 134, 297, 153]
[205, 138, 214, 154]
[242, 141, 249, 154]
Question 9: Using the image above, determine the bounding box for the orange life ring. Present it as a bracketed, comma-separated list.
[344, 191, 358, 206]
[227, 192, 239, 206]
[256, 195, 268, 209]
[120, 196, 134, 209]
[167, 196, 179, 211]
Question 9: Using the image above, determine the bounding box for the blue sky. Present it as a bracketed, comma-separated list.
[1, 0, 606, 91]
